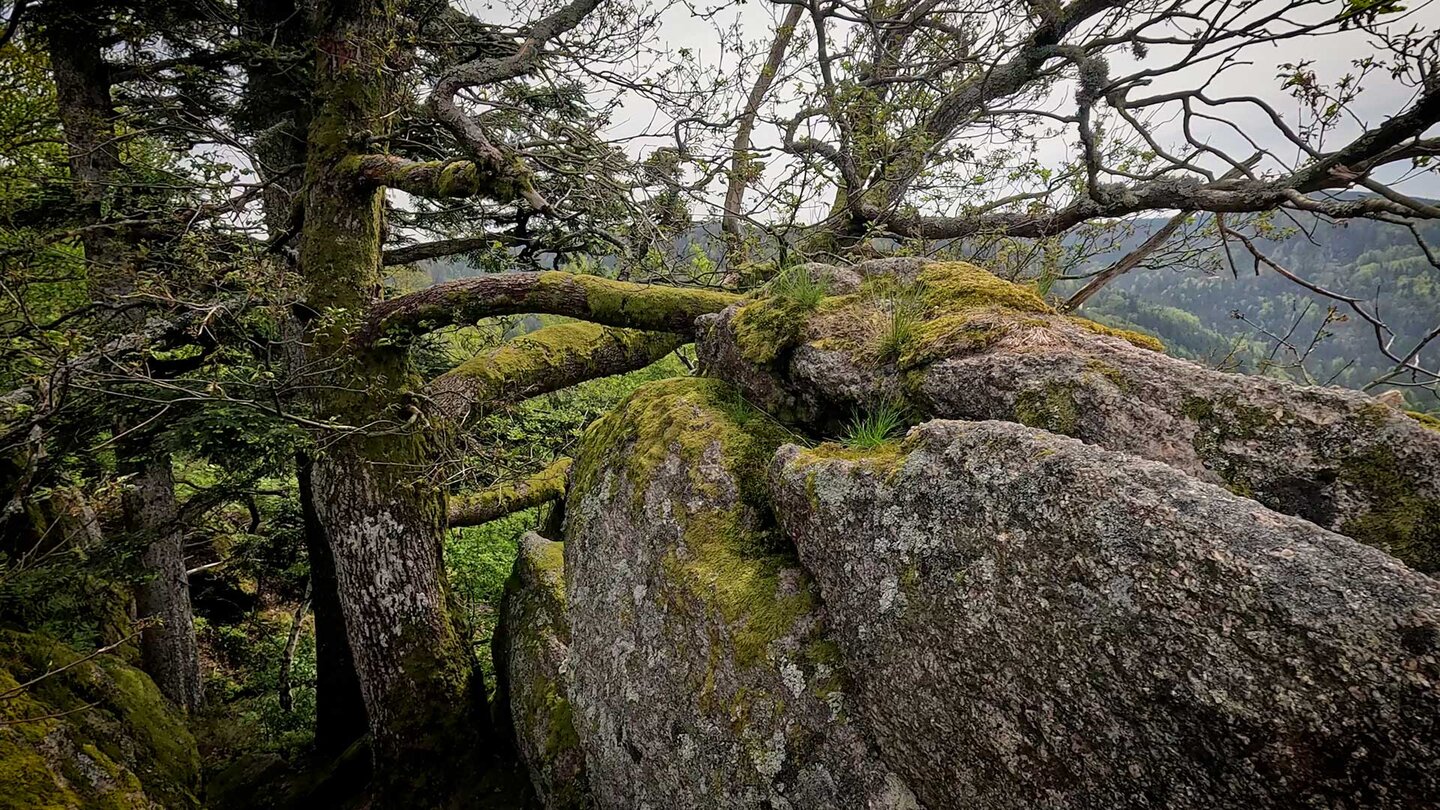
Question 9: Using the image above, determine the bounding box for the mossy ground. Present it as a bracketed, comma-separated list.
[0, 629, 200, 810]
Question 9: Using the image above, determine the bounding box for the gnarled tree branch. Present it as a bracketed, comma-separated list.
[362, 271, 740, 344]
[448, 456, 572, 528]
[427, 322, 684, 424]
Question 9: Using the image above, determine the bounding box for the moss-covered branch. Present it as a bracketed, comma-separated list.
[362, 271, 741, 344]
[427, 322, 685, 424]
[348, 154, 527, 201]
[448, 457, 573, 528]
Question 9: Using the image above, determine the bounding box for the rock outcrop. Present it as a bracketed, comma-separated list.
[769, 420, 1440, 808]
[561, 377, 917, 809]
[493, 532, 592, 809]
[0, 629, 201, 809]
[698, 260, 1440, 572]
[503, 259, 1440, 809]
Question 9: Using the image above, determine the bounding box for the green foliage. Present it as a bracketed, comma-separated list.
[876, 285, 924, 364]
[446, 509, 540, 694]
[767, 264, 829, 308]
[841, 400, 908, 449]
[195, 611, 318, 764]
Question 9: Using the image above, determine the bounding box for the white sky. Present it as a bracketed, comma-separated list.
[456, 0, 1440, 226]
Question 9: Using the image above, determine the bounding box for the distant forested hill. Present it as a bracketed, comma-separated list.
[1063, 214, 1440, 411]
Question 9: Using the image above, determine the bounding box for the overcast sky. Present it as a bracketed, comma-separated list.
[459, 0, 1440, 222]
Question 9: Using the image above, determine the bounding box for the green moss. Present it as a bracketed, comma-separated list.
[914, 261, 1051, 314]
[1068, 316, 1166, 351]
[551, 272, 740, 332]
[449, 457, 574, 526]
[878, 263, 1048, 368]
[1406, 410, 1440, 432]
[572, 378, 817, 668]
[0, 630, 199, 809]
[442, 322, 682, 407]
[571, 377, 788, 508]
[1014, 383, 1081, 436]
[539, 678, 580, 759]
[1339, 445, 1440, 573]
[798, 440, 907, 471]
[730, 296, 813, 365]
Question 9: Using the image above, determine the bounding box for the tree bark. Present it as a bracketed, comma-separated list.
[297, 454, 368, 757]
[45, 2, 202, 713]
[298, 0, 481, 793]
[121, 453, 204, 714]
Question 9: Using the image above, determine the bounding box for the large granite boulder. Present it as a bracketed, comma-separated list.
[769, 419, 1440, 809]
[0, 629, 201, 809]
[493, 532, 592, 809]
[562, 377, 917, 809]
[699, 260, 1440, 572]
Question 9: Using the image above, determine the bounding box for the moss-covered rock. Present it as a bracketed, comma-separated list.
[699, 258, 1440, 573]
[0, 629, 200, 809]
[770, 419, 1440, 809]
[493, 533, 592, 809]
[562, 378, 916, 809]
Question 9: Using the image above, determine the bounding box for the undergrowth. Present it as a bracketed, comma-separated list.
[842, 401, 909, 449]
[768, 264, 830, 308]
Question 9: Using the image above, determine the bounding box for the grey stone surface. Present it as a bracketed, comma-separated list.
[698, 259, 1440, 572]
[769, 419, 1440, 809]
[562, 377, 917, 810]
[494, 532, 592, 809]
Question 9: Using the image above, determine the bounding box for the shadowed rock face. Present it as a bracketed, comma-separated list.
[699, 260, 1440, 572]
[560, 377, 917, 810]
[769, 419, 1440, 810]
[493, 533, 591, 809]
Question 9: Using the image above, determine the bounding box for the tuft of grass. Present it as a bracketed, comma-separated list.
[768, 264, 830, 309]
[842, 400, 908, 449]
[876, 285, 924, 363]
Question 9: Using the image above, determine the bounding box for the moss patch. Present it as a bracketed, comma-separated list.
[1014, 383, 1081, 436]
[571, 378, 817, 668]
[730, 296, 815, 365]
[0, 630, 200, 810]
[1339, 446, 1440, 573]
[1068, 317, 1166, 352]
[1406, 410, 1440, 432]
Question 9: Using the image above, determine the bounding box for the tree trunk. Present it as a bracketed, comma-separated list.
[298, 0, 482, 794]
[297, 454, 369, 757]
[278, 580, 312, 714]
[122, 454, 204, 713]
[45, 3, 201, 713]
[305, 449, 478, 767]
[721, 4, 804, 266]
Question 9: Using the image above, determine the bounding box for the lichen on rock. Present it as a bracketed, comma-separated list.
[0, 629, 201, 810]
[770, 418, 1440, 809]
[493, 533, 592, 809]
[562, 377, 915, 809]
